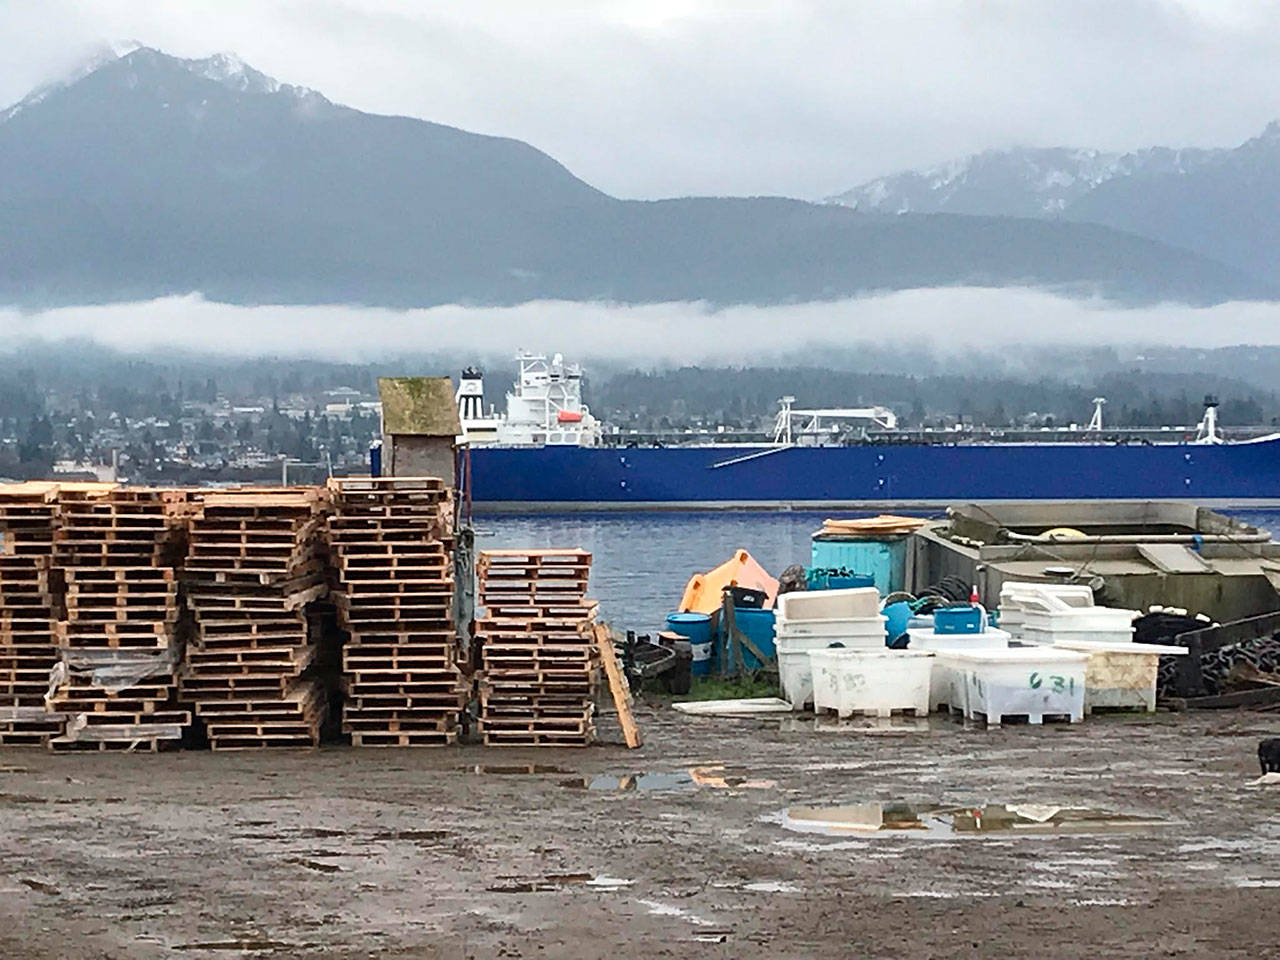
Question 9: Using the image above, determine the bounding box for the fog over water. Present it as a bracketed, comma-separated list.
[4, 288, 1280, 363]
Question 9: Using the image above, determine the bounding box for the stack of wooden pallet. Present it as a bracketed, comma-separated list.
[46, 488, 191, 752]
[181, 490, 330, 750]
[328, 476, 465, 747]
[0, 483, 66, 746]
[476, 549, 600, 747]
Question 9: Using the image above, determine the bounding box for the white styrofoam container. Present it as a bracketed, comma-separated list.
[775, 615, 887, 641]
[777, 587, 880, 622]
[932, 647, 1088, 726]
[1053, 639, 1186, 714]
[777, 636, 853, 710]
[998, 582, 1094, 635]
[808, 650, 934, 718]
[906, 627, 1012, 710]
[1015, 593, 1138, 646]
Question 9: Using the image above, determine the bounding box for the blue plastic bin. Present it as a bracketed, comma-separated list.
[934, 606, 984, 634]
[727, 608, 776, 671]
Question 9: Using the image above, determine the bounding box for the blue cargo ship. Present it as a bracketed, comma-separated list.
[457, 355, 1280, 509]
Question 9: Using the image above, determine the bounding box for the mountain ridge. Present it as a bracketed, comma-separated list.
[828, 125, 1280, 282]
[0, 45, 1269, 309]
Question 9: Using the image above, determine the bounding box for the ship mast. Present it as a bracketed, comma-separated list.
[1194, 395, 1224, 444]
[1087, 397, 1106, 432]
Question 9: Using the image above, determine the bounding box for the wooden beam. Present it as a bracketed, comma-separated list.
[1163, 686, 1280, 711]
[595, 623, 642, 749]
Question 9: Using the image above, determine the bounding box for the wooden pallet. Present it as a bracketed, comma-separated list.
[474, 548, 606, 748]
[179, 490, 332, 748]
[327, 480, 462, 747]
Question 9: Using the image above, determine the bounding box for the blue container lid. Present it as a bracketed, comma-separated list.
[667, 612, 712, 624]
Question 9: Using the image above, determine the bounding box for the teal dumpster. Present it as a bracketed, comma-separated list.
[811, 534, 909, 595]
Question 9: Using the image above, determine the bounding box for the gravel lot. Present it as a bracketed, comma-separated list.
[2, 704, 1278, 959]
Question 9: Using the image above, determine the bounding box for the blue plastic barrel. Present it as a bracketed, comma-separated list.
[882, 601, 913, 643]
[731, 608, 776, 670]
[667, 612, 714, 676]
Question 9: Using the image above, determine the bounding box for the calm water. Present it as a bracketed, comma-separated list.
[477, 508, 1280, 633]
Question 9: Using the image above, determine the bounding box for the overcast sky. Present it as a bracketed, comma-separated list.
[3, 0, 1280, 199]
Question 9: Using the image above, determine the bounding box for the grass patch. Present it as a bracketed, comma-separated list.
[684, 672, 781, 701]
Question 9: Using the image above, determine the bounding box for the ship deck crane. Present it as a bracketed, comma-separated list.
[773, 396, 898, 444]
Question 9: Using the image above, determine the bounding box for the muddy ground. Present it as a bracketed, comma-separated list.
[2, 705, 1278, 960]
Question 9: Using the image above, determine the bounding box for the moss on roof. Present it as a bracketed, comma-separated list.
[377, 377, 461, 437]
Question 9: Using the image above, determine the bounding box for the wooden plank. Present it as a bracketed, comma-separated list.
[1164, 686, 1280, 711]
[594, 623, 641, 749]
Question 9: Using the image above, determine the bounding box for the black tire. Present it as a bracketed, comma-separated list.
[667, 660, 692, 696]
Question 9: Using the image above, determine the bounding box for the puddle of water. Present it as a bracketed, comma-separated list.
[564, 772, 697, 792]
[465, 764, 574, 775]
[637, 899, 718, 927]
[691, 765, 776, 790]
[781, 801, 1164, 838]
[562, 766, 775, 792]
[1236, 879, 1280, 888]
[743, 881, 799, 893]
[587, 875, 634, 890]
[486, 873, 631, 893]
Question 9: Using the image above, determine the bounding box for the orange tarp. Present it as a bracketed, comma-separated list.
[678, 549, 778, 614]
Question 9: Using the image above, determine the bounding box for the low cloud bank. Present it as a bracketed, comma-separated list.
[3, 287, 1280, 362]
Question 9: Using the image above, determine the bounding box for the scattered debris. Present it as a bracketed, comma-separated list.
[560, 765, 775, 791]
[673, 698, 793, 717]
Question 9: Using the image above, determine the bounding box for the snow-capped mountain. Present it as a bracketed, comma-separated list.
[827, 144, 1215, 217]
[0, 45, 319, 125]
[828, 126, 1280, 283]
[0, 45, 1268, 309]
[1, 40, 141, 122]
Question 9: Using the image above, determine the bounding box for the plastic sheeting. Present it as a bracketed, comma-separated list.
[46, 646, 181, 699]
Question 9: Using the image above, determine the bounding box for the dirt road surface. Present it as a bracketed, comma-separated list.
[2, 706, 1278, 959]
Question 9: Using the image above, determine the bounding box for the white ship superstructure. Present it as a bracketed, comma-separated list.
[456, 352, 601, 447]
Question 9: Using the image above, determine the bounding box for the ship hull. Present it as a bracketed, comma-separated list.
[467, 438, 1280, 509]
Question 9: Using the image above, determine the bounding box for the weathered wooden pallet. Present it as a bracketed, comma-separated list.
[349, 729, 459, 748]
[57, 709, 191, 726]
